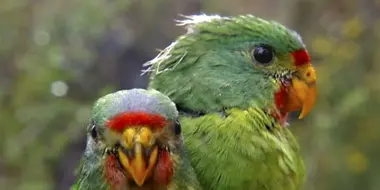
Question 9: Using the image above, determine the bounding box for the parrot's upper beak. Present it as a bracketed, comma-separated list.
[117, 127, 159, 186]
[285, 63, 317, 119]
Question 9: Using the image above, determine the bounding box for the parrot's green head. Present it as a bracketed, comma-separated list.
[83, 89, 182, 188]
[146, 14, 317, 121]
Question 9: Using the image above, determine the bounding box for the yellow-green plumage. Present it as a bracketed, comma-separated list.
[180, 108, 305, 190]
[146, 14, 311, 190]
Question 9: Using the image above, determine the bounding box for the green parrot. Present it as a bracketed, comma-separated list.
[145, 14, 317, 190]
[72, 89, 202, 190]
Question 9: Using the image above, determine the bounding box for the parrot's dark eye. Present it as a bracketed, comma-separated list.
[253, 45, 274, 64]
[90, 125, 98, 139]
[174, 120, 181, 135]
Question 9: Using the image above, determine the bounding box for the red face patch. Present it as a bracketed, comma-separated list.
[153, 150, 173, 185]
[291, 49, 310, 66]
[273, 86, 289, 127]
[274, 85, 286, 111]
[107, 112, 168, 132]
[104, 155, 127, 189]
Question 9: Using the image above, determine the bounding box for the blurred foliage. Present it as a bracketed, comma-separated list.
[0, 0, 131, 189]
[0, 0, 379, 190]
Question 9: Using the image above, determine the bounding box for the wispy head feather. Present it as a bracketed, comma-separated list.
[143, 14, 305, 75]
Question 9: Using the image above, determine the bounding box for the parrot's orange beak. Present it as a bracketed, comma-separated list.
[285, 63, 317, 119]
[117, 127, 159, 186]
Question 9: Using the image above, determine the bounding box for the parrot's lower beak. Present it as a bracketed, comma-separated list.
[285, 63, 317, 119]
[117, 127, 159, 186]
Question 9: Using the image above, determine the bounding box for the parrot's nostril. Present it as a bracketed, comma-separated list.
[298, 64, 316, 84]
[144, 147, 153, 159]
[137, 127, 155, 147]
[120, 145, 134, 159]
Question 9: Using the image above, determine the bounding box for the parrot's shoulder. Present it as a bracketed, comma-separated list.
[170, 146, 203, 190]
[72, 157, 110, 190]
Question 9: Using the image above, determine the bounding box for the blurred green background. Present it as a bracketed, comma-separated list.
[1, 0, 379, 189]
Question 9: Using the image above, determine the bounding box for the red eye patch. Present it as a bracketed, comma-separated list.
[107, 112, 167, 132]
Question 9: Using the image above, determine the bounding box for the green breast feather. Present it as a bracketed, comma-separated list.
[180, 108, 305, 190]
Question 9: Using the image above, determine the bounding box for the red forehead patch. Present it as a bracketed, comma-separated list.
[291, 49, 311, 66]
[107, 112, 167, 132]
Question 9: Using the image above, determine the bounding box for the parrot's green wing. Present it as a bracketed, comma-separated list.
[72, 89, 202, 190]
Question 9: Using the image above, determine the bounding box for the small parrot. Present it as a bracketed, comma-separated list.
[145, 15, 317, 190]
[72, 89, 202, 190]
